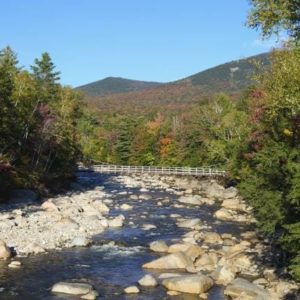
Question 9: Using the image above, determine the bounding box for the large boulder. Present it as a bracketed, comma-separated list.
[143, 252, 193, 270]
[51, 282, 95, 296]
[168, 243, 194, 253]
[0, 240, 11, 259]
[224, 278, 271, 300]
[149, 240, 169, 253]
[138, 274, 158, 287]
[214, 208, 233, 221]
[178, 195, 202, 205]
[162, 274, 214, 294]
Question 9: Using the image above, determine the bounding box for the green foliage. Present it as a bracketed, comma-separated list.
[247, 0, 300, 41]
[0, 47, 86, 196]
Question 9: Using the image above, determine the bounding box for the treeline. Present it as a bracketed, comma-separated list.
[85, 48, 300, 279]
[0, 47, 92, 197]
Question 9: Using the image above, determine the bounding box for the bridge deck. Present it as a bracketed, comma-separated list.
[79, 164, 226, 177]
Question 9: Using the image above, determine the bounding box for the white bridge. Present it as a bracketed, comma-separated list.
[79, 164, 226, 177]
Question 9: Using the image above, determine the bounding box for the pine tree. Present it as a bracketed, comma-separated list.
[31, 52, 60, 102]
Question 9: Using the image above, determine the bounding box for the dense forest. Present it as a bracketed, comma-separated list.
[0, 47, 92, 197]
[1, 0, 300, 282]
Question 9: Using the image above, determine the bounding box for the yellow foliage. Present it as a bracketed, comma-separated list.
[283, 128, 293, 137]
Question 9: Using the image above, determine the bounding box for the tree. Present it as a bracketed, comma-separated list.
[31, 52, 60, 102]
[247, 0, 300, 41]
[0, 46, 20, 156]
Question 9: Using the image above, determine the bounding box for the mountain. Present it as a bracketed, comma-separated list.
[76, 77, 163, 96]
[178, 52, 269, 93]
[77, 52, 270, 115]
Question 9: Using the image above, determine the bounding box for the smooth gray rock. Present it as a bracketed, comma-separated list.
[224, 278, 271, 300]
[51, 282, 93, 295]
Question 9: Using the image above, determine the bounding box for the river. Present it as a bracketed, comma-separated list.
[0, 171, 272, 299]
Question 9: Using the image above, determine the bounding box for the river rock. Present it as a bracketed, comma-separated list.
[51, 282, 94, 295]
[223, 187, 238, 199]
[224, 278, 271, 299]
[233, 254, 252, 271]
[41, 200, 60, 212]
[149, 240, 168, 252]
[178, 195, 202, 205]
[92, 200, 110, 213]
[203, 232, 222, 244]
[177, 218, 201, 229]
[205, 182, 225, 198]
[195, 252, 218, 269]
[263, 268, 278, 281]
[124, 286, 140, 294]
[168, 243, 194, 253]
[143, 252, 193, 269]
[138, 274, 158, 287]
[71, 236, 92, 247]
[214, 208, 233, 221]
[142, 224, 157, 230]
[221, 198, 247, 212]
[120, 204, 133, 211]
[80, 290, 99, 300]
[8, 261, 22, 268]
[0, 240, 11, 259]
[108, 215, 124, 227]
[139, 194, 151, 200]
[211, 265, 236, 285]
[185, 244, 205, 261]
[162, 274, 214, 294]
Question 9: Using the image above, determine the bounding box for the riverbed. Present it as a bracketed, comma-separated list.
[0, 171, 297, 299]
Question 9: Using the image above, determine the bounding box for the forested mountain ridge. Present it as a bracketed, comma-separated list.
[179, 52, 269, 93]
[77, 52, 269, 99]
[76, 77, 163, 96]
[76, 52, 269, 115]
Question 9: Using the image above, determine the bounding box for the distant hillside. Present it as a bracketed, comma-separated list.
[179, 53, 269, 93]
[76, 77, 162, 96]
[77, 52, 270, 115]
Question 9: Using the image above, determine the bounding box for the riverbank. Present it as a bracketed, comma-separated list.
[0, 172, 298, 299]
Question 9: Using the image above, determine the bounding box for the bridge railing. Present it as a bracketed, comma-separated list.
[78, 164, 226, 177]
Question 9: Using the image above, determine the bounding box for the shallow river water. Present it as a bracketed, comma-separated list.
[0, 172, 252, 300]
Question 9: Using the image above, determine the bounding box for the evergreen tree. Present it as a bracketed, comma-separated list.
[31, 52, 60, 102]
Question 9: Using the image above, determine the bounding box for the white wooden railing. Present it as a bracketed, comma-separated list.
[78, 164, 226, 177]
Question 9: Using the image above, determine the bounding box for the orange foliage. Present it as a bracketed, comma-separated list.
[159, 136, 173, 158]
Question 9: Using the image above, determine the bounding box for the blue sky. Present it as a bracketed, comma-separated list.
[0, 0, 279, 87]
